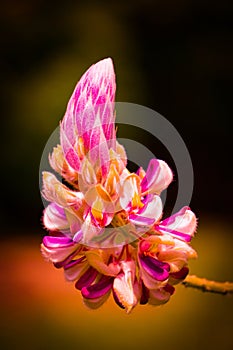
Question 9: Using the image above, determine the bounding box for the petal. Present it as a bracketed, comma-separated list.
[75, 267, 99, 290]
[42, 172, 83, 208]
[49, 145, 66, 176]
[119, 174, 141, 210]
[157, 239, 197, 271]
[64, 257, 89, 281]
[156, 206, 197, 242]
[141, 159, 173, 195]
[82, 289, 111, 310]
[157, 249, 188, 273]
[41, 235, 79, 263]
[139, 255, 170, 281]
[60, 126, 81, 171]
[43, 203, 69, 232]
[79, 157, 97, 187]
[81, 275, 113, 299]
[129, 195, 163, 226]
[113, 261, 138, 313]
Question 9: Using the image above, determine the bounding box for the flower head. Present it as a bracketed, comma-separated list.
[41, 58, 197, 313]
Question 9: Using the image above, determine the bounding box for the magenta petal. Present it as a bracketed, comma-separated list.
[81, 275, 113, 299]
[43, 235, 74, 249]
[141, 159, 160, 192]
[156, 206, 197, 242]
[129, 214, 155, 226]
[75, 267, 98, 290]
[64, 256, 86, 270]
[43, 203, 69, 232]
[54, 251, 83, 269]
[141, 159, 173, 194]
[129, 195, 162, 226]
[156, 225, 192, 242]
[139, 255, 170, 281]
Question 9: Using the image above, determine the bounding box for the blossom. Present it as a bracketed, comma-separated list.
[41, 58, 197, 313]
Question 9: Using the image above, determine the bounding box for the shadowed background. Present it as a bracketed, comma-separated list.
[0, 0, 232, 349]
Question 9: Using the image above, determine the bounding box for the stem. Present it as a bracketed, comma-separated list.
[182, 275, 233, 295]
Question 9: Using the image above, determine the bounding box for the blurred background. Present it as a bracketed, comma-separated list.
[0, 0, 232, 349]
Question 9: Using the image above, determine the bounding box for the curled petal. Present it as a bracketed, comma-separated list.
[141, 159, 173, 195]
[139, 255, 170, 281]
[41, 235, 79, 263]
[43, 203, 69, 232]
[75, 267, 99, 290]
[42, 172, 83, 208]
[49, 145, 65, 176]
[49, 144, 79, 187]
[81, 275, 113, 300]
[156, 206, 197, 242]
[82, 289, 111, 310]
[129, 195, 163, 227]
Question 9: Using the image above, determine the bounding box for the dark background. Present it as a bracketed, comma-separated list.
[0, 1, 233, 349]
[1, 0, 232, 232]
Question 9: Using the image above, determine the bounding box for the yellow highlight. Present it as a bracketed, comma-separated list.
[132, 192, 144, 209]
[91, 197, 104, 221]
[104, 163, 120, 197]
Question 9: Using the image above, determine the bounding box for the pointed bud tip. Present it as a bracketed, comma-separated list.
[89, 57, 115, 79]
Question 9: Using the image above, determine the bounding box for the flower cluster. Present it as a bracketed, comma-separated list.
[41, 58, 197, 313]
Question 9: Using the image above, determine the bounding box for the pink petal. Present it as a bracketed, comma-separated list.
[41, 235, 79, 263]
[129, 195, 163, 227]
[43, 203, 69, 232]
[141, 159, 173, 195]
[156, 206, 197, 242]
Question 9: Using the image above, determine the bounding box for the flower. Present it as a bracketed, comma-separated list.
[41, 58, 197, 313]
